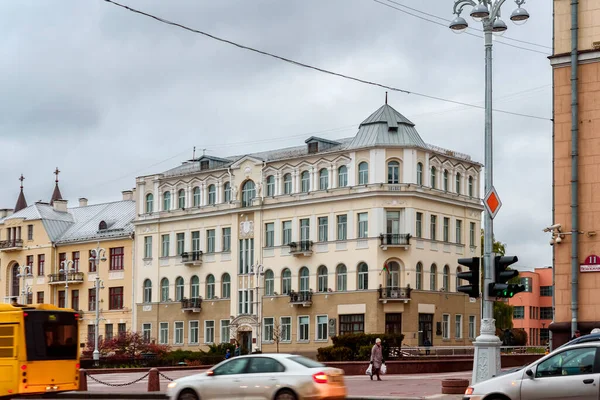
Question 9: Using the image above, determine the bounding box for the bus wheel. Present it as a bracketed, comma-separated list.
[178, 389, 199, 400]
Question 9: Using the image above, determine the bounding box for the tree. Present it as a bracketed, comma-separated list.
[493, 301, 514, 330]
[272, 320, 282, 353]
[480, 229, 506, 257]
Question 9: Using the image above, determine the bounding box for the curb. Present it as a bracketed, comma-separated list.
[28, 394, 462, 400]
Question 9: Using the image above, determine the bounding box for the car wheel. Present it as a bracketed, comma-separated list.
[274, 388, 297, 400]
[178, 389, 199, 400]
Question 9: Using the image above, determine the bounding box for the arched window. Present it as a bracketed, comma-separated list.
[338, 166, 348, 187]
[241, 180, 256, 207]
[190, 275, 200, 299]
[299, 267, 310, 292]
[456, 173, 461, 194]
[430, 264, 437, 291]
[264, 269, 274, 296]
[11, 265, 19, 297]
[416, 262, 423, 290]
[358, 162, 369, 185]
[224, 182, 231, 202]
[358, 262, 369, 290]
[175, 276, 184, 301]
[443, 265, 450, 291]
[206, 274, 215, 299]
[281, 268, 292, 295]
[221, 273, 231, 298]
[319, 169, 329, 190]
[301, 171, 310, 193]
[143, 279, 152, 303]
[336, 264, 347, 291]
[283, 173, 292, 194]
[456, 267, 462, 292]
[178, 189, 185, 209]
[193, 187, 201, 207]
[430, 167, 437, 189]
[387, 261, 400, 288]
[160, 278, 169, 302]
[417, 163, 423, 186]
[443, 170, 449, 191]
[388, 161, 400, 184]
[208, 184, 216, 205]
[468, 176, 474, 197]
[163, 191, 171, 211]
[145, 193, 154, 213]
[98, 221, 107, 230]
[266, 175, 275, 196]
[317, 265, 328, 292]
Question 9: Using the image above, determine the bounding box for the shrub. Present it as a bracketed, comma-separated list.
[357, 345, 372, 361]
[318, 333, 404, 361]
[316, 346, 334, 362]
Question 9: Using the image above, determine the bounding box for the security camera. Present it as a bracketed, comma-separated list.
[544, 223, 562, 233]
[555, 236, 562, 244]
[550, 238, 555, 246]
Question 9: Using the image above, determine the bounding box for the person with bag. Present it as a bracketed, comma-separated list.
[369, 338, 385, 381]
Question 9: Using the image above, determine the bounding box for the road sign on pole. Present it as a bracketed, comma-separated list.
[484, 186, 502, 219]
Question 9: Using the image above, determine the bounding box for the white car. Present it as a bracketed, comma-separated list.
[464, 342, 600, 400]
[166, 353, 347, 400]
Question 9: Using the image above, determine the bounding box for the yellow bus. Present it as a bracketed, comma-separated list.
[0, 302, 80, 398]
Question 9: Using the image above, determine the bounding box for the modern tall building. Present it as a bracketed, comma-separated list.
[133, 103, 484, 356]
[549, 0, 600, 346]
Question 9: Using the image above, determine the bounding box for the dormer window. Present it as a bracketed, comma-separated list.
[308, 142, 318, 154]
[200, 160, 210, 170]
[388, 127, 398, 133]
[99, 221, 108, 230]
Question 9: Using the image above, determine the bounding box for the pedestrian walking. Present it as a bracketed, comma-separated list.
[234, 343, 241, 357]
[369, 338, 385, 381]
[424, 337, 432, 355]
[225, 349, 231, 359]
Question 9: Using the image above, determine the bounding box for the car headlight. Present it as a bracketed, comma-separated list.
[167, 382, 178, 389]
[465, 386, 474, 395]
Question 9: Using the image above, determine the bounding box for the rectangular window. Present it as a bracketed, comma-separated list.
[316, 315, 328, 341]
[263, 317, 274, 342]
[220, 320, 230, 343]
[455, 315, 462, 339]
[205, 321, 215, 344]
[189, 321, 199, 344]
[88, 288, 96, 311]
[238, 239, 254, 274]
[72, 251, 80, 271]
[282, 221, 292, 245]
[142, 323, 152, 342]
[58, 291, 65, 308]
[416, 212, 423, 238]
[109, 287, 124, 310]
[430, 215, 437, 241]
[71, 290, 79, 311]
[109, 247, 124, 271]
[37, 254, 45, 276]
[540, 307, 553, 320]
[192, 231, 200, 252]
[59, 252, 66, 267]
[468, 315, 476, 339]
[237, 289, 254, 314]
[89, 250, 96, 272]
[513, 306, 525, 319]
[144, 236, 152, 258]
[300, 219, 310, 241]
[339, 314, 365, 335]
[37, 291, 44, 304]
[161, 234, 170, 257]
[105, 324, 114, 341]
[265, 223, 275, 247]
[177, 233, 185, 256]
[174, 321, 184, 345]
[357, 212, 368, 238]
[456, 220, 463, 244]
[469, 222, 476, 247]
[443, 217, 449, 242]
[442, 314, 450, 339]
[520, 277, 532, 293]
[88, 325, 95, 344]
[159, 322, 169, 345]
[27, 224, 33, 241]
[206, 229, 216, 253]
[298, 316, 310, 341]
[336, 215, 347, 240]
[280, 317, 291, 342]
[118, 323, 126, 337]
[318, 217, 328, 242]
[540, 286, 553, 296]
[222, 227, 231, 252]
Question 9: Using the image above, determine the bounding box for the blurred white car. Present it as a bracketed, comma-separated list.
[166, 353, 347, 400]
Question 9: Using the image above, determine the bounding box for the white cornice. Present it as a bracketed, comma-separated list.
[550, 50, 600, 67]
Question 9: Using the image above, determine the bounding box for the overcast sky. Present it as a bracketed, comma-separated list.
[0, 0, 552, 269]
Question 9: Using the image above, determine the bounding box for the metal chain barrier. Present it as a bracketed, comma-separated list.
[86, 372, 150, 387]
[158, 371, 174, 381]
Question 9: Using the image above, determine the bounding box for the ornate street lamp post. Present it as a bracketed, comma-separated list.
[89, 245, 107, 366]
[59, 259, 76, 309]
[16, 265, 33, 305]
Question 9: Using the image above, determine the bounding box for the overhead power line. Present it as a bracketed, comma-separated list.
[103, 0, 551, 122]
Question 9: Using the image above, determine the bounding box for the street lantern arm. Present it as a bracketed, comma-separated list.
[452, 0, 477, 16]
[453, 0, 508, 22]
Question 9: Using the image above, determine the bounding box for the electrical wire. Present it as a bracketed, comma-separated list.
[103, 0, 551, 122]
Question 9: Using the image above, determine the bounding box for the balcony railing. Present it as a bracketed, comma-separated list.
[289, 290, 313, 306]
[181, 251, 203, 266]
[288, 241, 313, 256]
[181, 297, 202, 312]
[48, 271, 85, 284]
[379, 233, 411, 250]
[378, 286, 412, 302]
[0, 239, 23, 251]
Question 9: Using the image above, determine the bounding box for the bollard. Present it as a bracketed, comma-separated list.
[78, 369, 88, 392]
[441, 378, 469, 395]
[148, 368, 160, 392]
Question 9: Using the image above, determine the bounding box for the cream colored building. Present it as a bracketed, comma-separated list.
[133, 103, 484, 356]
[0, 178, 136, 347]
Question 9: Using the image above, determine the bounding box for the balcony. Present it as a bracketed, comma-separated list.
[289, 290, 313, 307]
[181, 251, 203, 266]
[289, 241, 313, 256]
[378, 286, 412, 303]
[48, 272, 85, 285]
[0, 239, 23, 251]
[181, 297, 202, 312]
[379, 234, 411, 250]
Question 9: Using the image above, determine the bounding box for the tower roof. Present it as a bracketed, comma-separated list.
[50, 167, 63, 205]
[14, 174, 27, 213]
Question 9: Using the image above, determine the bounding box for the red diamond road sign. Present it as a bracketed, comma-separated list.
[484, 186, 502, 219]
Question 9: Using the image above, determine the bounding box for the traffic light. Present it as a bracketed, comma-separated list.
[488, 255, 525, 298]
[457, 257, 480, 298]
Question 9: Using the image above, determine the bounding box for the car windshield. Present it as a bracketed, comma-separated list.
[288, 355, 325, 368]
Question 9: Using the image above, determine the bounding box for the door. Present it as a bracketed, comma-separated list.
[11, 265, 19, 298]
[418, 314, 433, 346]
[386, 262, 400, 288]
[520, 346, 600, 400]
[240, 356, 286, 400]
[239, 331, 252, 355]
[385, 313, 402, 335]
[203, 357, 250, 399]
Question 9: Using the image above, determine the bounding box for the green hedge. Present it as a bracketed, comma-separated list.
[317, 333, 404, 362]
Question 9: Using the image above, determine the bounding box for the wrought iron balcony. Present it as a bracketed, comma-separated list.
[0, 239, 23, 251]
[378, 286, 412, 303]
[181, 251, 203, 266]
[289, 290, 313, 307]
[379, 233, 411, 250]
[288, 241, 313, 256]
[48, 272, 85, 284]
[181, 297, 202, 312]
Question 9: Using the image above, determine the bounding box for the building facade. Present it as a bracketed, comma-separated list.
[133, 103, 484, 356]
[550, 0, 600, 346]
[508, 267, 553, 346]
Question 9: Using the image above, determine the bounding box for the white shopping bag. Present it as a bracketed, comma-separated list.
[365, 364, 373, 376]
[381, 364, 387, 375]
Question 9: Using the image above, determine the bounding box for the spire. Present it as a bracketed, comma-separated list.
[14, 174, 27, 212]
[50, 167, 63, 205]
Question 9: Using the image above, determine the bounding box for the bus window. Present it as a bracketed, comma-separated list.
[0, 325, 15, 358]
[24, 311, 77, 361]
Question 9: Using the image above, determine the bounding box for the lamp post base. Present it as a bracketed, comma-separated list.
[471, 318, 502, 384]
[93, 351, 100, 367]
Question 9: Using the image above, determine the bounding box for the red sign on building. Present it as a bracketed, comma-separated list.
[580, 255, 600, 272]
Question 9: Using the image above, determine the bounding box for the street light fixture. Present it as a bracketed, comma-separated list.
[449, 0, 531, 384]
[59, 259, 76, 309]
[89, 245, 107, 366]
[16, 264, 33, 305]
[253, 264, 265, 353]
